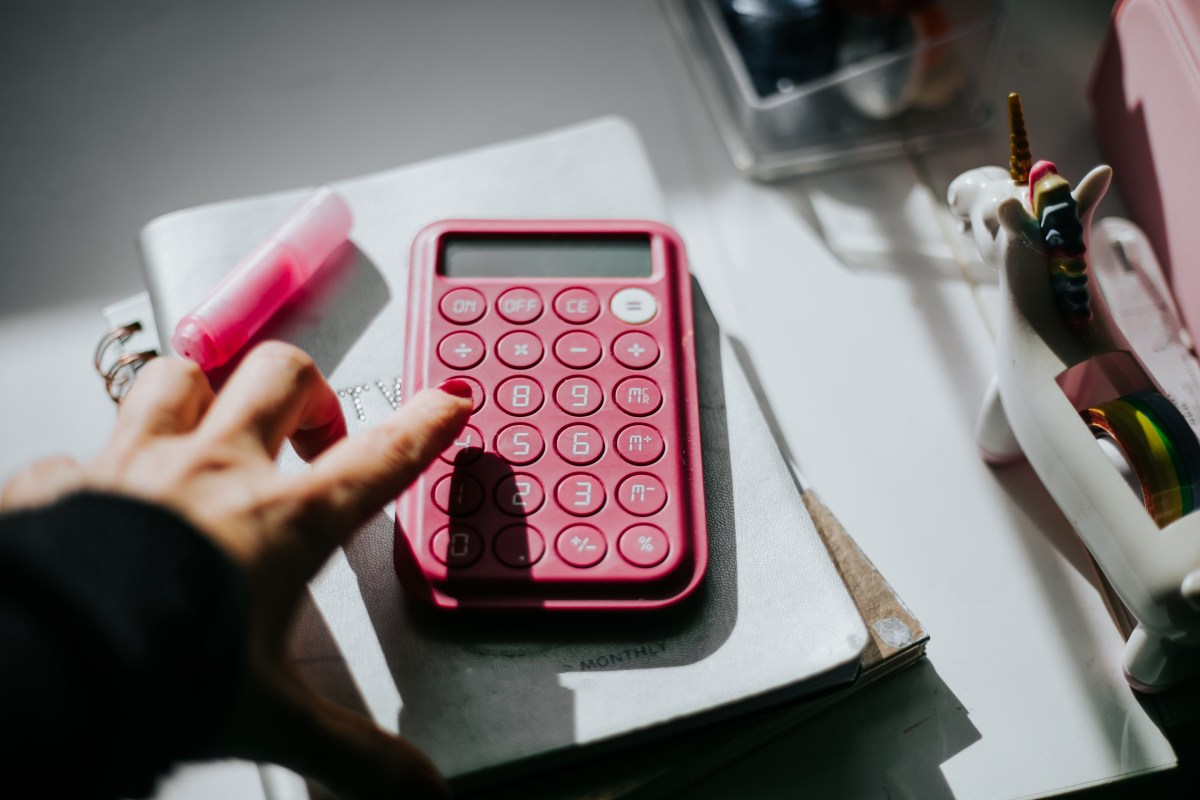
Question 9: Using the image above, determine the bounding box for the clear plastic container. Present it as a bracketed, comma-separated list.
[663, 0, 1004, 178]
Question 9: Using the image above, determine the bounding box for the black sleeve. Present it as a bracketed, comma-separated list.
[0, 493, 248, 799]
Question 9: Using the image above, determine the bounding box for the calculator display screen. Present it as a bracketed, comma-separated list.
[441, 236, 652, 278]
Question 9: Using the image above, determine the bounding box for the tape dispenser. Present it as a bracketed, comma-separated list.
[949, 93, 1200, 692]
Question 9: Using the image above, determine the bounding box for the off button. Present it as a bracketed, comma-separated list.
[610, 288, 657, 324]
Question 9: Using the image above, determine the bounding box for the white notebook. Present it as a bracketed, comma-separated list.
[137, 118, 867, 793]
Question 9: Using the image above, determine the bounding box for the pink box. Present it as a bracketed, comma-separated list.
[1090, 0, 1200, 337]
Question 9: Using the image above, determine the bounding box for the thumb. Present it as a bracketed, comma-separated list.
[230, 673, 450, 800]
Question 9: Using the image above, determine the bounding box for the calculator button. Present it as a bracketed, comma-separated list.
[439, 288, 486, 324]
[555, 424, 604, 466]
[554, 288, 600, 324]
[438, 424, 484, 465]
[431, 525, 483, 567]
[495, 473, 545, 516]
[555, 473, 605, 516]
[495, 525, 546, 568]
[612, 331, 659, 369]
[496, 288, 543, 323]
[617, 473, 667, 516]
[618, 524, 670, 568]
[555, 376, 602, 416]
[496, 377, 544, 416]
[614, 377, 662, 416]
[496, 331, 544, 369]
[432, 474, 484, 516]
[615, 424, 665, 465]
[452, 376, 486, 413]
[556, 524, 607, 568]
[610, 287, 657, 324]
[437, 331, 485, 369]
[554, 331, 602, 369]
[494, 424, 545, 465]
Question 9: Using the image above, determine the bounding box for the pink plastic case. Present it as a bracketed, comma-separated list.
[394, 219, 708, 610]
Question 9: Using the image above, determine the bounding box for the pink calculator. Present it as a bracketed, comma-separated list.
[394, 219, 708, 610]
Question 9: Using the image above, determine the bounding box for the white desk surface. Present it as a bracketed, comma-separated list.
[0, 1, 1181, 798]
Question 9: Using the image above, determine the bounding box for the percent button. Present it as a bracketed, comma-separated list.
[618, 524, 669, 568]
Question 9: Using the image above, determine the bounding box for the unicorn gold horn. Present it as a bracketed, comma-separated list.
[1008, 92, 1033, 185]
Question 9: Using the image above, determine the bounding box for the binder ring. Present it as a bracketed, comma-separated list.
[94, 321, 142, 374]
[103, 350, 158, 403]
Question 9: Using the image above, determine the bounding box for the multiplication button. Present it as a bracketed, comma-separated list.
[496, 331, 543, 369]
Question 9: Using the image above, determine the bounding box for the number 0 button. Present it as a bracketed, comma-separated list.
[431, 525, 483, 567]
[496, 377, 544, 416]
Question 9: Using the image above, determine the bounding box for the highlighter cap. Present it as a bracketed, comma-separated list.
[276, 186, 354, 279]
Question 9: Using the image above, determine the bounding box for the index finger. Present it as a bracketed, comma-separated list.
[299, 384, 472, 531]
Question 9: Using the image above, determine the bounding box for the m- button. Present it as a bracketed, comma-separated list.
[610, 287, 657, 324]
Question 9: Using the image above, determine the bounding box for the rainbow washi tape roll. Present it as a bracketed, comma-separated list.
[1081, 391, 1200, 527]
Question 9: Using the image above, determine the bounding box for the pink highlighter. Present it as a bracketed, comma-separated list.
[172, 186, 353, 370]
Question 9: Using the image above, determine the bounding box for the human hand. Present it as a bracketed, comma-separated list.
[0, 341, 472, 799]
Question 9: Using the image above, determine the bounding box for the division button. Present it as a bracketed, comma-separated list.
[556, 524, 607, 568]
[438, 424, 484, 465]
[495, 473, 545, 516]
[554, 330, 602, 369]
[495, 376, 544, 416]
[618, 524, 670, 568]
[430, 525, 483, 567]
[496, 330, 544, 369]
[614, 376, 662, 416]
[615, 424, 665, 465]
[554, 287, 600, 324]
[555, 473, 605, 516]
[437, 331, 485, 369]
[432, 474, 484, 516]
[610, 287, 657, 324]
[555, 376, 602, 416]
[495, 525, 546, 568]
[612, 331, 659, 369]
[616, 473, 667, 516]
[556, 423, 604, 465]
[496, 287, 543, 323]
[439, 288, 487, 324]
[494, 423, 545, 465]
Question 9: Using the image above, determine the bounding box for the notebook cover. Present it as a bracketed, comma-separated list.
[136, 118, 867, 792]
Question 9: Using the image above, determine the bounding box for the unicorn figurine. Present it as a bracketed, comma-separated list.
[948, 93, 1200, 691]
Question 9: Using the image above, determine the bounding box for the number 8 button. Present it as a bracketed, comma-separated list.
[496, 377, 544, 416]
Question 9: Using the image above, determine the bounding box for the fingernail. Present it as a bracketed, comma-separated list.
[437, 378, 473, 400]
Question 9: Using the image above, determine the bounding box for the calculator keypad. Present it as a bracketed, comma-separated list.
[406, 264, 700, 605]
